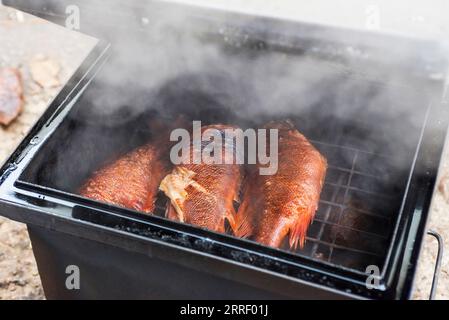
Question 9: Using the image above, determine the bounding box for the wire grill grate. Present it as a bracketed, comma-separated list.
[153, 138, 403, 272]
[301, 140, 403, 271]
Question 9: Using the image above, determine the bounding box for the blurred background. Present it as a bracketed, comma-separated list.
[0, 0, 448, 299]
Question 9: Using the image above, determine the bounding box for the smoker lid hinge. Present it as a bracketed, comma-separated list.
[426, 230, 444, 300]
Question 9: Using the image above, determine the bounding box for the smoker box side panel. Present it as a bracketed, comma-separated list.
[28, 225, 281, 299]
[28, 225, 353, 300]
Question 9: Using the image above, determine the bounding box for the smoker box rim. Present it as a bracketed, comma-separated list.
[0, 3, 448, 300]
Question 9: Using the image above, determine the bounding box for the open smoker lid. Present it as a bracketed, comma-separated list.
[1, 0, 176, 38]
[2, 0, 448, 79]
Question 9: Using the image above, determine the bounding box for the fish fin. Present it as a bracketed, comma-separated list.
[289, 208, 315, 250]
[232, 205, 253, 238]
[226, 207, 237, 234]
[235, 217, 253, 238]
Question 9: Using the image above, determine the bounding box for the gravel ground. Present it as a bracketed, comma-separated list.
[0, 3, 448, 300]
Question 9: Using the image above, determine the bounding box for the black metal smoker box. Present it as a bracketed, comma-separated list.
[1, 0, 448, 299]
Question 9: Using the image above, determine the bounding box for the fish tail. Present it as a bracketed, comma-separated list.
[289, 208, 315, 250]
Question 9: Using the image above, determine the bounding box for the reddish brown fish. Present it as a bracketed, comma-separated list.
[160, 124, 242, 233]
[0, 68, 23, 126]
[234, 121, 327, 249]
[79, 144, 169, 213]
[79, 117, 188, 213]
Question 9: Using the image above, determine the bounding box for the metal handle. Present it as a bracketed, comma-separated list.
[427, 230, 444, 300]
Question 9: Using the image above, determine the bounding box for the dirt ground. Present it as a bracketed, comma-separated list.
[0, 6, 95, 299]
[0, 4, 448, 300]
